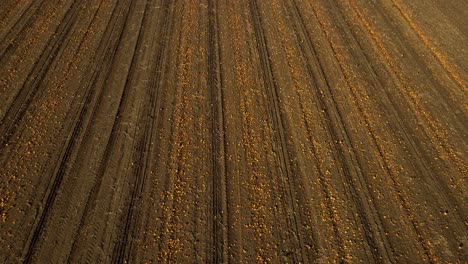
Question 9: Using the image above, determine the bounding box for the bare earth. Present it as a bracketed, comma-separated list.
[0, 0, 467, 263]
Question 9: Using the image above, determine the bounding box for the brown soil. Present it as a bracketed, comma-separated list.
[0, 0, 467, 263]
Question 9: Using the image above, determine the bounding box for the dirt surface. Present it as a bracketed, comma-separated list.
[0, 0, 467, 263]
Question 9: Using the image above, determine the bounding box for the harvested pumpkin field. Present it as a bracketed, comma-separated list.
[0, 0, 467, 263]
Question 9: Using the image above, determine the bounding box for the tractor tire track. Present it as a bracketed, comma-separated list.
[248, 1, 308, 262]
[0, 0, 466, 262]
[207, 0, 228, 263]
[111, 1, 172, 263]
[0, 0, 85, 152]
[24, 0, 136, 262]
[65, 1, 153, 262]
[21, 1, 117, 262]
[0, 0, 37, 41]
[390, 0, 467, 91]
[336, 0, 467, 246]
[289, 0, 389, 261]
[0, 0, 46, 49]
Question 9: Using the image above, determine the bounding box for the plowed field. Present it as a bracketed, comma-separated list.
[0, 0, 467, 263]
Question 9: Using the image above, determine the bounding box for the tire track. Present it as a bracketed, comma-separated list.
[264, 0, 340, 260]
[0, 0, 77, 123]
[366, 0, 467, 129]
[266, 0, 353, 260]
[223, 1, 280, 261]
[289, 0, 398, 261]
[390, 0, 467, 91]
[338, 0, 467, 236]
[344, 0, 468, 219]
[0, 0, 45, 46]
[154, 2, 189, 261]
[346, 0, 467, 179]
[247, 1, 307, 262]
[218, 2, 246, 261]
[0, 1, 117, 261]
[0, 0, 85, 152]
[302, 0, 439, 261]
[304, 1, 410, 259]
[21, 1, 115, 262]
[24, 0, 134, 262]
[64, 0, 142, 261]
[156, 2, 204, 261]
[0, 0, 64, 61]
[0, 0, 22, 22]
[1, 0, 466, 262]
[63, 1, 151, 262]
[111, 1, 172, 263]
[207, 0, 228, 262]
[0, 0, 35, 40]
[290, 0, 422, 262]
[108, 0, 155, 260]
[335, 0, 467, 258]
